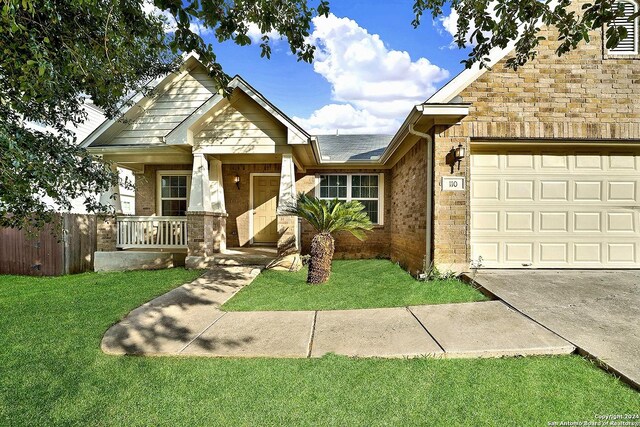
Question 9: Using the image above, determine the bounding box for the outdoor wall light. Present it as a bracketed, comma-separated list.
[454, 143, 466, 170]
[234, 175, 241, 189]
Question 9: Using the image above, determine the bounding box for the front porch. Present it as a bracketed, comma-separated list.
[95, 151, 300, 270]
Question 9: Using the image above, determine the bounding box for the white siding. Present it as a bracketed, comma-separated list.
[108, 67, 217, 145]
[194, 91, 287, 150]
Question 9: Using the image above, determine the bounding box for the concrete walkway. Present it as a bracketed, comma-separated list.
[469, 270, 640, 389]
[102, 267, 574, 359]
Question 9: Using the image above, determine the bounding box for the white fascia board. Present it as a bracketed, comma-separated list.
[420, 104, 470, 116]
[230, 77, 311, 144]
[378, 107, 423, 164]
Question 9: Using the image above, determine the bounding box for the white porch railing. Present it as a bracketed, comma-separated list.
[116, 216, 187, 249]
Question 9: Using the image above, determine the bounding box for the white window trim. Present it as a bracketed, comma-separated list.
[314, 173, 384, 225]
[156, 170, 192, 216]
[607, 0, 639, 55]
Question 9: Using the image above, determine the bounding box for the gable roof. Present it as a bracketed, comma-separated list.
[314, 134, 393, 163]
[81, 54, 310, 149]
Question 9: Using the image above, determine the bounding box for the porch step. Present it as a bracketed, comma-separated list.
[186, 247, 278, 268]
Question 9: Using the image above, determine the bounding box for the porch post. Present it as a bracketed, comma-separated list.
[99, 163, 123, 214]
[96, 164, 122, 252]
[186, 154, 228, 268]
[188, 153, 212, 212]
[186, 154, 214, 266]
[276, 153, 299, 256]
[208, 157, 227, 253]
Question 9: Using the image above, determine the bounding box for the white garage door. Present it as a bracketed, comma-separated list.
[471, 146, 640, 268]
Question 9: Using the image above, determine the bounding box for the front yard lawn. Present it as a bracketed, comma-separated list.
[1, 269, 638, 426]
[223, 259, 489, 311]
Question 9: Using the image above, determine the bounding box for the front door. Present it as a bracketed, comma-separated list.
[252, 175, 280, 243]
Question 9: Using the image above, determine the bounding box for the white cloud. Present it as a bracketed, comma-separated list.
[189, 21, 214, 36]
[438, 5, 500, 49]
[293, 14, 449, 134]
[142, 1, 212, 36]
[246, 23, 281, 44]
[440, 9, 460, 40]
[294, 104, 400, 135]
[142, 0, 177, 33]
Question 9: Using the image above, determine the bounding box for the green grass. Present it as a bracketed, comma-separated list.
[0, 269, 638, 426]
[223, 259, 489, 311]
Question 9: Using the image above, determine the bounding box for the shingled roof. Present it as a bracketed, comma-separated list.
[314, 134, 393, 162]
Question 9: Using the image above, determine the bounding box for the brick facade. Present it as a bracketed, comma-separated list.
[296, 170, 391, 260]
[389, 140, 428, 274]
[432, 0, 640, 270]
[221, 163, 281, 247]
[96, 215, 117, 251]
[135, 164, 192, 216]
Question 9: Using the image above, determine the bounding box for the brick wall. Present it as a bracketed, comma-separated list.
[135, 164, 191, 216]
[389, 140, 428, 275]
[296, 170, 391, 260]
[221, 163, 281, 247]
[432, 0, 640, 270]
[432, 129, 469, 271]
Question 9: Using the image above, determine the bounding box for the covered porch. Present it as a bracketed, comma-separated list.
[96, 149, 302, 269]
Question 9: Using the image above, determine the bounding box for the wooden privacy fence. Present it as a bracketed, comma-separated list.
[0, 214, 97, 276]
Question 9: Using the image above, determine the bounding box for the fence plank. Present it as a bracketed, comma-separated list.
[0, 213, 97, 276]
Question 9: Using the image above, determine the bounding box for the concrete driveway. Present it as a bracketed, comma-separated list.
[470, 270, 640, 389]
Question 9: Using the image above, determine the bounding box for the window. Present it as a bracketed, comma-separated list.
[317, 174, 384, 224]
[608, 0, 639, 54]
[158, 173, 190, 216]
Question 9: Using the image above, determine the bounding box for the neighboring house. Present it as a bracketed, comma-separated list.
[30, 101, 136, 215]
[85, 0, 640, 274]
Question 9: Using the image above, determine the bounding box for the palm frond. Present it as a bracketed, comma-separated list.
[282, 193, 374, 240]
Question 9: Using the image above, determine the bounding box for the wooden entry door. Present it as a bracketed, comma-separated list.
[252, 175, 280, 243]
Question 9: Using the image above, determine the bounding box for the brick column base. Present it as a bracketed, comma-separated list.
[96, 215, 117, 252]
[277, 215, 299, 256]
[186, 211, 227, 269]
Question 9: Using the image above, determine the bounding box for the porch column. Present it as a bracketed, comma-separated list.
[208, 157, 227, 253]
[186, 154, 214, 264]
[99, 163, 123, 214]
[186, 154, 227, 268]
[276, 154, 299, 255]
[97, 164, 122, 252]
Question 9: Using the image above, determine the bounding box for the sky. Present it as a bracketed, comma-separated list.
[198, 0, 470, 135]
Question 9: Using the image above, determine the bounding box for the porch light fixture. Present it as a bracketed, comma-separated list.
[234, 174, 241, 189]
[454, 144, 466, 170]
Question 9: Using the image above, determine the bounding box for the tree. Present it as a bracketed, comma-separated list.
[1, 0, 328, 229]
[412, 0, 638, 70]
[282, 193, 373, 284]
[2, 0, 632, 230]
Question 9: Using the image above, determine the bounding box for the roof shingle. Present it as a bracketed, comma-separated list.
[314, 134, 393, 162]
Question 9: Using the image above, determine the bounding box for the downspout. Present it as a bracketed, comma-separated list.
[407, 122, 434, 274]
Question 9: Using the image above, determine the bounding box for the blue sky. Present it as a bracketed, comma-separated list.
[202, 0, 469, 134]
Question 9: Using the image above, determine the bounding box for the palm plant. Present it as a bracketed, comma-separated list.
[282, 193, 373, 284]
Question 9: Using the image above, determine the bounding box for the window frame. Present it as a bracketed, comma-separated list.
[156, 170, 192, 216]
[606, 0, 639, 56]
[314, 173, 385, 225]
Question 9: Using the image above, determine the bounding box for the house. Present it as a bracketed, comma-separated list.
[30, 101, 136, 215]
[85, 0, 640, 274]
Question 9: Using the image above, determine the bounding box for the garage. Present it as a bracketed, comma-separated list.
[470, 146, 640, 268]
